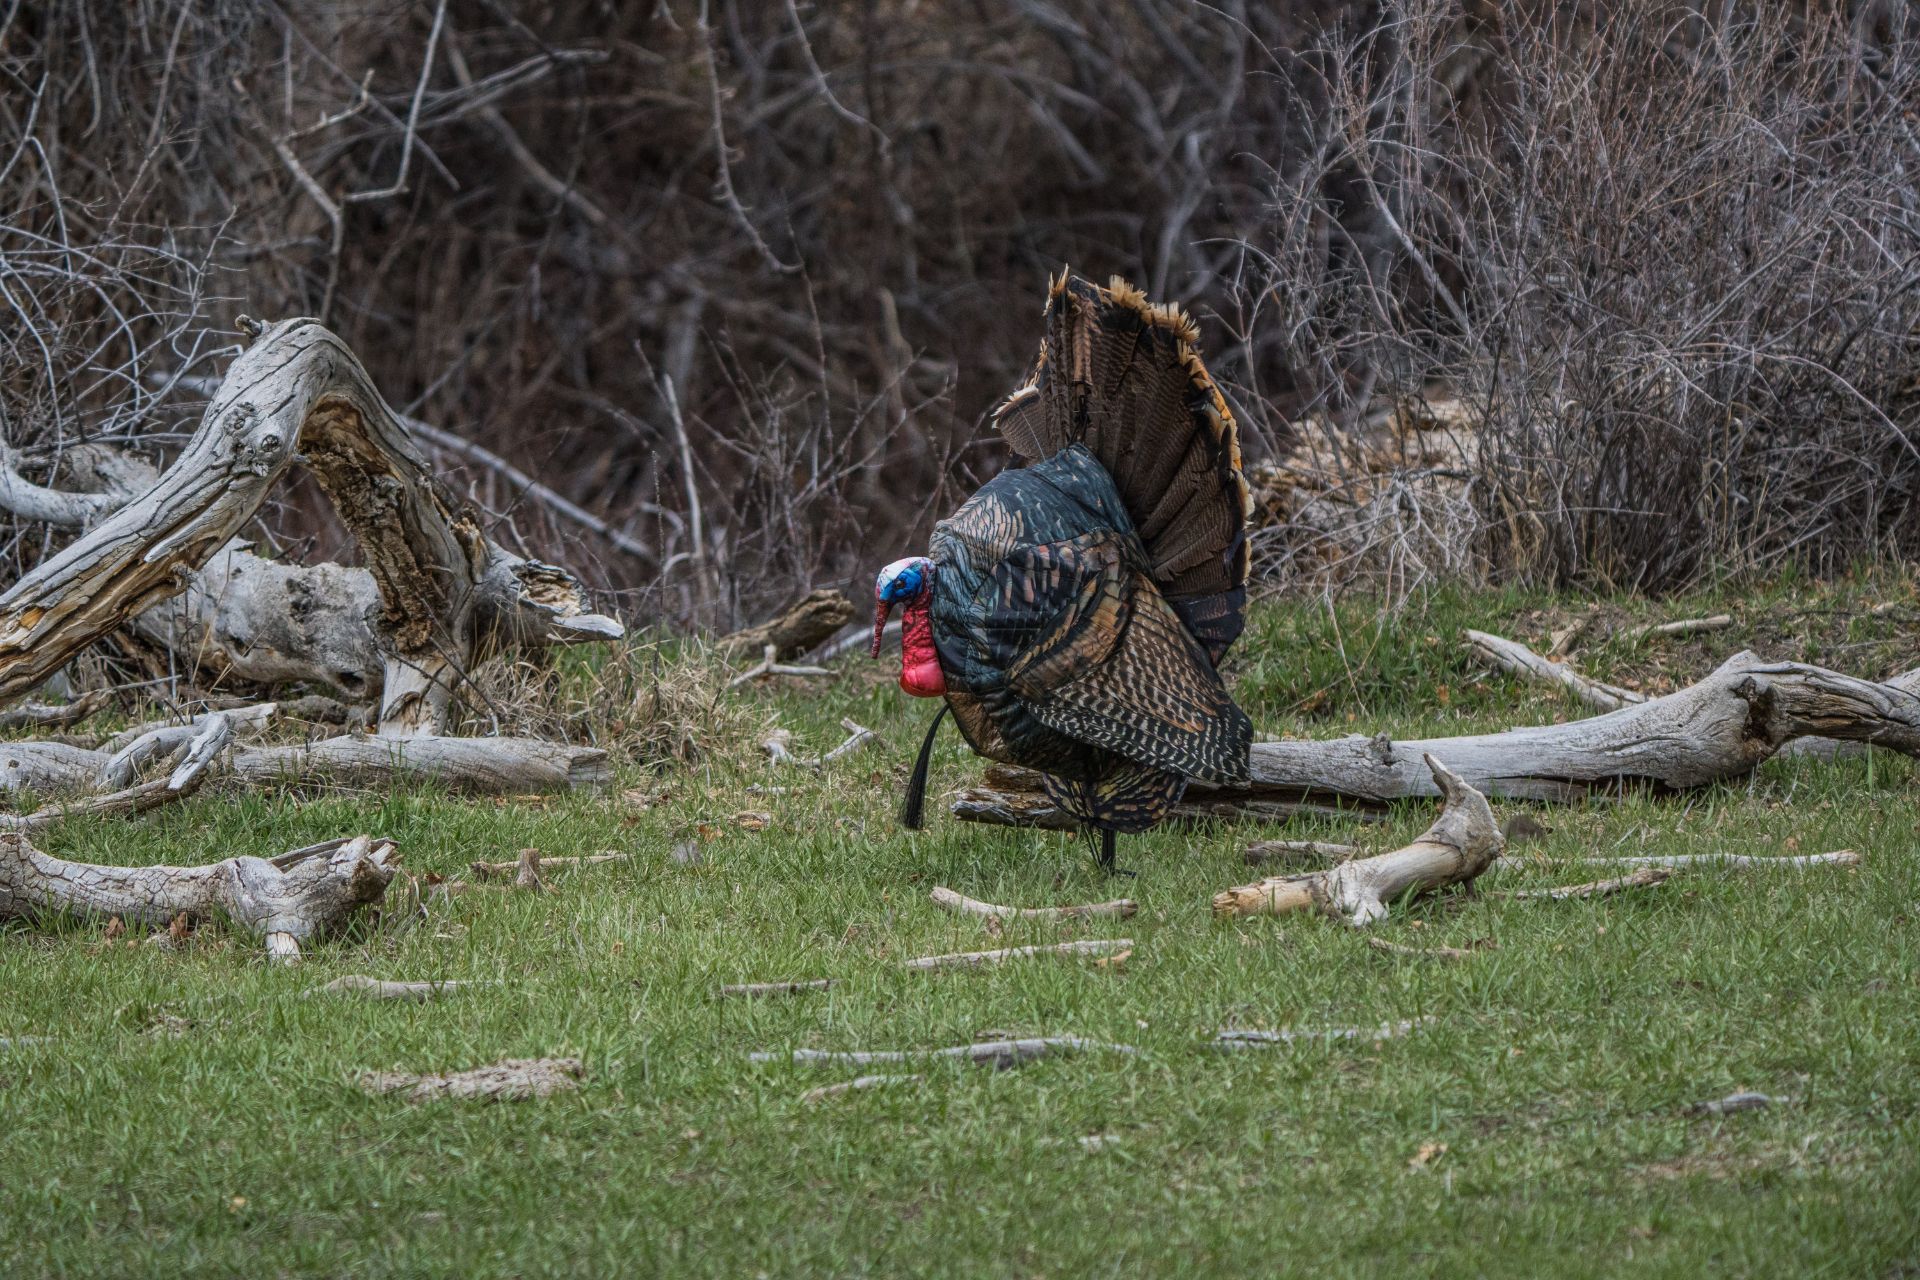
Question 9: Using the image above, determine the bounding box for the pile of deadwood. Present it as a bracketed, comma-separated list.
[0, 318, 625, 961]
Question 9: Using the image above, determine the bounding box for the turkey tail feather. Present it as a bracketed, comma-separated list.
[990, 273, 1251, 659]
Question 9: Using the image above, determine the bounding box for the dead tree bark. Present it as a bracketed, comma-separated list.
[957, 651, 1920, 824]
[0, 320, 621, 732]
[0, 832, 397, 962]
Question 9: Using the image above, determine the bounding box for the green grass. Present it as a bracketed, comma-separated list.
[4, 577, 1920, 1277]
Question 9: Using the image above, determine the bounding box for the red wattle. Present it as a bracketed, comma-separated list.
[898, 595, 946, 697]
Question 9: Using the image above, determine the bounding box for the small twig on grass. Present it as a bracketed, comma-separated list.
[1501, 866, 1673, 900]
[1622, 615, 1735, 642]
[514, 847, 545, 891]
[800, 1073, 922, 1103]
[1242, 839, 1361, 868]
[822, 718, 879, 762]
[752, 1038, 1139, 1069]
[1211, 1018, 1430, 1050]
[1564, 850, 1859, 870]
[1685, 1091, 1782, 1116]
[717, 979, 837, 998]
[929, 886, 1138, 922]
[730, 645, 831, 689]
[468, 851, 628, 881]
[1465, 629, 1645, 712]
[313, 976, 484, 1002]
[1365, 936, 1489, 961]
[901, 939, 1134, 972]
[0, 690, 109, 730]
[357, 1057, 585, 1103]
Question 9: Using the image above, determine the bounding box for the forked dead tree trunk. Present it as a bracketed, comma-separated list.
[0, 319, 621, 734]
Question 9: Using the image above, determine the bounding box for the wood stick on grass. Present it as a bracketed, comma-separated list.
[800, 1073, 922, 1103]
[1566, 850, 1859, 870]
[1465, 629, 1645, 712]
[1242, 839, 1362, 868]
[1365, 936, 1487, 961]
[1623, 615, 1735, 642]
[1213, 755, 1502, 925]
[929, 887, 1137, 922]
[314, 976, 484, 1001]
[1212, 1017, 1429, 1049]
[901, 939, 1133, 972]
[718, 979, 837, 998]
[752, 1037, 1139, 1069]
[1501, 866, 1673, 900]
[469, 852, 627, 881]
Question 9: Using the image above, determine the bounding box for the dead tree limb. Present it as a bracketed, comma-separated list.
[1211, 1018, 1428, 1050]
[0, 831, 397, 962]
[1213, 755, 1502, 924]
[718, 979, 837, 998]
[959, 653, 1920, 826]
[929, 886, 1138, 922]
[0, 322, 621, 731]
[800, 1073, 922, 1102]
[1623, 615, 1735, 642]
[468, 851, 627, 881]
[1242, 839, 1362, 868]
[1562, 850, 1860, 870]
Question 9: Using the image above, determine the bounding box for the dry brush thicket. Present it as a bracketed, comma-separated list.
[5, 1, 1915, 642]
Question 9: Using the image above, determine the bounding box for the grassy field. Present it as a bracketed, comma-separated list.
[3, 577, 1919, 1277]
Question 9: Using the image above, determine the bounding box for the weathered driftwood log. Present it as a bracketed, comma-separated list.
[1213, 756, 1502, 924]
[0, 831, 396, 962]
[4, 729, 609, 800]
[0, 322, 621, 731]
[1, 714, 231, 830]
[957, 652, 1920, 824]
[928, 886, 1138, 922]
[719, 589, 855, 659]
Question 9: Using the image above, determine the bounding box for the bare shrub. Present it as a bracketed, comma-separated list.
[1238, 1, 1920, 594]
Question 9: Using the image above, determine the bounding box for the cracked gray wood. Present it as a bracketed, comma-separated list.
[0, 831, 397, 962]
[0, 322, 620, 731]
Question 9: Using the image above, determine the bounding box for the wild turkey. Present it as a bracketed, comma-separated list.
[871, 272, 1254, 871]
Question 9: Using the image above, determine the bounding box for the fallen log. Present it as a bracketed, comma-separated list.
[957, 651, 1920, 824]
[0, 831, 397, 962]
[928, 886, 1138, 922]
[0, 322, 621, 730]
[1213, 755, 1502, 924]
